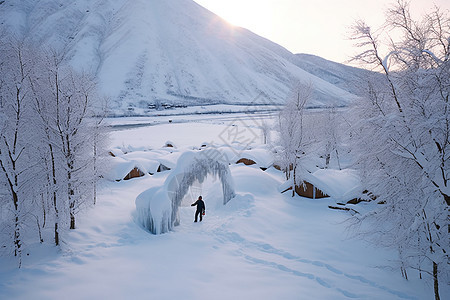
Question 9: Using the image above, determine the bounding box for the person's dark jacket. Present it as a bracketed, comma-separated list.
[191, 199, 205, 212]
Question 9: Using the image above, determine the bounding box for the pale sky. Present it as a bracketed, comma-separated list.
[193, 0, 450, 63]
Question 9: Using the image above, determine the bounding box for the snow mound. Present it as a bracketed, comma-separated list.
[106, 154, 163, 181]
[135, 149, 235, 234]
[305, 169, 361, 202]
[105, 157, 142, 181]
[235, 148, 274, 169]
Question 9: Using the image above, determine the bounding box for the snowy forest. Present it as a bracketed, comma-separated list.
[0, 36, 109, 266]
[0, 0, 448, 299]
[352, 3, 449, 298]
[276, 3, 449, 298]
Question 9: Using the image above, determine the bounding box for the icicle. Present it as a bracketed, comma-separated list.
[135, 149, 235, 234]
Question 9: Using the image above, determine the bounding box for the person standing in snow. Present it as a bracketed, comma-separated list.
[191, 196, 205, 222]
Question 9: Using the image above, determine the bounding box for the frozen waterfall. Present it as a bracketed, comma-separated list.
[135, 149, 235, 234]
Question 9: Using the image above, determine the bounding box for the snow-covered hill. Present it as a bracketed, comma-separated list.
[294, 53, 380, 97]
[0, 0, 358, 115]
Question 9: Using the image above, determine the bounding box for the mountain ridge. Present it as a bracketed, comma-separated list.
[1, 0, 361, 115]
[294, 53, 379, 97]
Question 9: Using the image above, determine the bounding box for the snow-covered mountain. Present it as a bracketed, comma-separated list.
[0, 0, 359, 114]
[294, 54, 380, 97]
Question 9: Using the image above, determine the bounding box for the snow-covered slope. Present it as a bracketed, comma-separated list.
[0, 0, 358, 115]
[0, 115, 435, 299]
[294, 53, 380, 97]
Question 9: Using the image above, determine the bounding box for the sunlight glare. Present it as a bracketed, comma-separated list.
[197, 0, 274, 35]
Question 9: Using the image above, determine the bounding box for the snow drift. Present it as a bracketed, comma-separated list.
[135, 149, 235, 234]
[305, 169, 361, 202]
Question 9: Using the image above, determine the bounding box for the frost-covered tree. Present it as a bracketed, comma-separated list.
[321, 106, 342, 169]
[48, 60, 104, 230]
[307, 106, 344, 170]
[34, 48, 108, 236]
[27, 49, 63, 246]
[276, 82, 314, 195]
[0, 34, 109, 258]
[349, 1, 449, 299]
[90, 102, 109, 206]
[259, 120, 272, 145]
[0, 38, 39, 266]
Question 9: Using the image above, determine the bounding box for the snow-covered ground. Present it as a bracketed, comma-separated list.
[0, 113, 436, 299]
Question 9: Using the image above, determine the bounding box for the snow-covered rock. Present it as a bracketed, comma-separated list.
[235, 148, 274, 169]
[105, 157, 145, 181]
[304, 169, 361, 202]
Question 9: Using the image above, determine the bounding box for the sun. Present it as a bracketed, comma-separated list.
[216, 3, 255, 28]
[195, 0, 274, 34]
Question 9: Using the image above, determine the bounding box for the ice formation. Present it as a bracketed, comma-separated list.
[135, 149, 235, 234]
